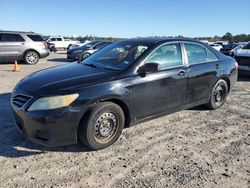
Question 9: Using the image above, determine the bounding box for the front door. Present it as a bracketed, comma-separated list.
[132, 42, 188, 120]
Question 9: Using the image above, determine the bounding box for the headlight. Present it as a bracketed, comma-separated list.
[73, 50, 83, 54]
[28, 94, 79, 111]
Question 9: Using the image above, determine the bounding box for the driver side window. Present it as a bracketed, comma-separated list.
[146, 43, 183, 70]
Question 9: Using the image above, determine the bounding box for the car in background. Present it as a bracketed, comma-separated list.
[68, 40, 91, 50]
[0, 31, 49, 64]
[46, 37, 79, 50]
[220, 43, 239, 56]
[233, 42, 250, 74]
[67, 41, 112, 61]
[209, 43, 223, 51]
[11, 38, 238, 150]
[78, 41, 113, 60]
[46, 42, 57, 53]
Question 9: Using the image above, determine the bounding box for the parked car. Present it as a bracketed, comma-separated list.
[233, 42, 250, 74]
[209, 43, 223, 51]
[220, 43, 239, 56]
[46, 37, 79, 49]
[46, 42, 57, 53]
[78, 41, 113, 60]
[67, 40, 112, 61]
[0, 31, 49, 64]
[11, 38, 237, 150]
[68, 40, 91, 50]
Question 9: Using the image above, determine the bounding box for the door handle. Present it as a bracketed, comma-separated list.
[215, 64, 219, 69]
[178, 70, 186, 77]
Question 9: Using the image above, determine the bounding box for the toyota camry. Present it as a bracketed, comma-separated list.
[11, 38, 238, 150]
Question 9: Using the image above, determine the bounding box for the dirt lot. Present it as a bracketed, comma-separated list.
[0, 52, 249, 188]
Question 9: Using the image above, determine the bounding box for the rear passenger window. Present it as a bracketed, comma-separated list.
[146, 43, 183, 70]
[27, 35, 44, 42]
[1, 34, 25, 42]
[184, 43, 218, 64]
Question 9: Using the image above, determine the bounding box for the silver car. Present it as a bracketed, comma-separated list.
[67, 41, 112, 61]
[0, 31, 50, 64]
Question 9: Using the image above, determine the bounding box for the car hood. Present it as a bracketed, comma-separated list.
[17, 62, 118, 96]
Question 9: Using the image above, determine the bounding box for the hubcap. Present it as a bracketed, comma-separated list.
[82, 54, 89, 60]
[27, 53, 38, 64]
[213, 84, 225, 105]
[94, 112, 117, 141]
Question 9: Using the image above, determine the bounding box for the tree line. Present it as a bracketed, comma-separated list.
[193, 32, 250, 43]
[44, 32, 250, 43]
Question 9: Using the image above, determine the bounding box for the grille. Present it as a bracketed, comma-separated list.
[12, 93, 32, 109]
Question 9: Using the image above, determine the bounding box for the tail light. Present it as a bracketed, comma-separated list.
[38, 42, 47, 49]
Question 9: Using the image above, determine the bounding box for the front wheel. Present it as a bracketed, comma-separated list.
[81, 53, 90, 61]
[67, 44, 72, 51]
[24, 51, 39, 65]
[206, 79, 228, 110]
[78, 102, 125, 150]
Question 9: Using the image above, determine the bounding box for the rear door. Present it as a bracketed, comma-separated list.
[1, 33, 26, 59]
[183, 42, 220, 106]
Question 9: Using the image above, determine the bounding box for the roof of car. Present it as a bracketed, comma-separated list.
[125, 37, 205, 45]
[0, 30, 40, 35]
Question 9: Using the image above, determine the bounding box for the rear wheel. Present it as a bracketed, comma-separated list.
[24, 51, 39, 65]
[206, 79, 228, 110]
[78, 102, 125, 150]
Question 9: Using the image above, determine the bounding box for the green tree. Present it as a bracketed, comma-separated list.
[222, 32, 233, 42]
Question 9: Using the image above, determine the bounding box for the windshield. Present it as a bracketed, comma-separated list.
[243, 42, 250, 50]
[83, 40, 100, 48]
[81, 41, 150, 70]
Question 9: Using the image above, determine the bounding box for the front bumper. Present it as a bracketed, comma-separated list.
[67, 53, 79, 60]
[11, 89, 88, 147]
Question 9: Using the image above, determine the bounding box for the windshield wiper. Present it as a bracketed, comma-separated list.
[84, 63, 98, 68]
[84, 63, 121, 71]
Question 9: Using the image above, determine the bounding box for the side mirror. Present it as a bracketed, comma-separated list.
[138, 62, 160, 75]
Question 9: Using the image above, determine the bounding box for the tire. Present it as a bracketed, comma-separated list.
[24, 51, 39, 65]
[78, 102, 125, 150]
[81, 53, 90, 61]
[67, 44, 72, 51]
[206, 79, 229, 110]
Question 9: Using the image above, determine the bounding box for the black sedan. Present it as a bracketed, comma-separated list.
[11, 38, 238, 150]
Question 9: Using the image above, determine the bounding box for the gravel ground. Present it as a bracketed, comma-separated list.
[0, 52, 249, 188]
